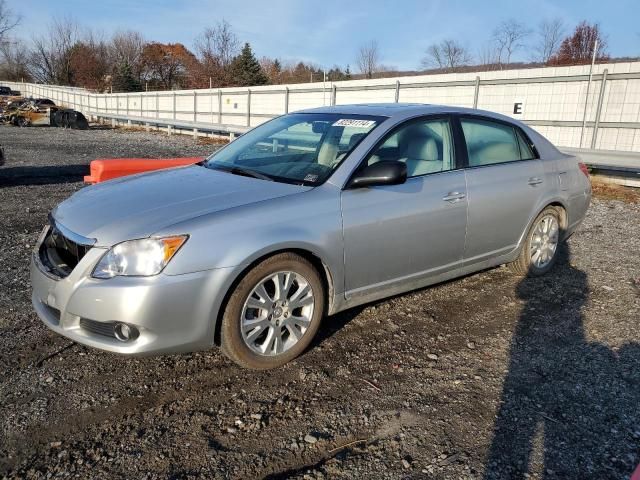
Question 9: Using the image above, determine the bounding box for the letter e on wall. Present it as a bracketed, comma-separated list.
[513, 101, 524, 115]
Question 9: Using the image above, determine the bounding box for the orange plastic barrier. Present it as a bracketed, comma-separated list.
[84, 157, 204, 184]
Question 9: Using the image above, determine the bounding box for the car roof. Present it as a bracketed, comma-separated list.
[296, 103, 519, 124]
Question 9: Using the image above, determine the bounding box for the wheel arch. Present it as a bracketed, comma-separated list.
[515, 199, 568, 255]
[213, 247, 336, 346]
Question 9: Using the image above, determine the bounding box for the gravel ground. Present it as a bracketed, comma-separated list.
[0, 125, 639, 480]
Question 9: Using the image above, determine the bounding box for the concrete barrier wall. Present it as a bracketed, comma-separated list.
[4, 60, 640, 151]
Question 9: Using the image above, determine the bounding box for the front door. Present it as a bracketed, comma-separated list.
[341, 116, 468, 300]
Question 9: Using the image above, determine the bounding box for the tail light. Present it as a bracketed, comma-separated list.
[578, 162, 590, 178]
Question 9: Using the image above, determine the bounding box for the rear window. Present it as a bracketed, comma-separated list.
[461, 118, 536, 167]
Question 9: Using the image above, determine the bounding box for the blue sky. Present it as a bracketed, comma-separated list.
[9, 0, 640, 70]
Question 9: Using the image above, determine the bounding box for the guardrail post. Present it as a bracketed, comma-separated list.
[193, 91, 197, 122]
[473, 76, 480, 108]
[284, 87, 289, 113]
[218, 89, 222, 124]
[331, 85, 337, 106]
[246, 89, 251, 127]
[395, 80, 400, 102]
[591, 68, 608, 149]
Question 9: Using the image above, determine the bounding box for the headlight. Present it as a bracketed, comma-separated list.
[92, 236, 188, 279]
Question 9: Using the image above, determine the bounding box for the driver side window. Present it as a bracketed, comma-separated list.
[365, 118, 454, 178]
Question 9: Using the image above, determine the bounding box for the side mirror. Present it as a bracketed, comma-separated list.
[347, 161, 407, 189]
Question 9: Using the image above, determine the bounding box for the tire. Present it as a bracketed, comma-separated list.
[509, 206, 562, 276]
[17, 117, 29, 127]
[220, 253, 325, 369]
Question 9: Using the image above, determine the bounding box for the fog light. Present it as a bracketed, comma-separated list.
[114, 323, 138, 342]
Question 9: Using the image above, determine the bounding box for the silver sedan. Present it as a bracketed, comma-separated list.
[31, 104, 591, 369]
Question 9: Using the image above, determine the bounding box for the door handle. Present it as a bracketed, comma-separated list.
[528, 177, 543, 186]
[442, 191, 466, 203]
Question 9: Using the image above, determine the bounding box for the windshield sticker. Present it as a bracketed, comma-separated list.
[304, 173, 319, 182]
[332, 119, 376, 128]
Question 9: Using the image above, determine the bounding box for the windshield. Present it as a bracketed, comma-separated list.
[204, 113, 384, 185]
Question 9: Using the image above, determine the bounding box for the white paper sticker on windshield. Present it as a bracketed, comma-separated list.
[332, 119, 376, 128]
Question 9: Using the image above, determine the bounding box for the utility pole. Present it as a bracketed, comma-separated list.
[323, 69, 327, 105]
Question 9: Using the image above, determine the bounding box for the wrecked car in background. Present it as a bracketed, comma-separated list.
[0, 98, 88, 129]
[0, 85, 20, 96]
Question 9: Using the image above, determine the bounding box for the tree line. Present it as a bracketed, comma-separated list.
[420, 19, 610, 73]
[0, 2, 624, 93]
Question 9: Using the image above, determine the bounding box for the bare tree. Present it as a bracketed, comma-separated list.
[0, 0, 19, 41]
[109, 30, 145, 79]
[29, 17, 80, 84]
[195, 19, 239, 86]
[534, 18, 565, 63]
[422, 39, 471, 71]
[492, 19, 531, 67]
[478, 42, 500, 69]
[356, 40, 380, 79]
[0, 38, 30, 81]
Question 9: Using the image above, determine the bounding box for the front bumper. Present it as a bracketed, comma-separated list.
[30, 244, 234, 355]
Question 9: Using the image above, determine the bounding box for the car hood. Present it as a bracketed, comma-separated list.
[52, 165, 312, 246]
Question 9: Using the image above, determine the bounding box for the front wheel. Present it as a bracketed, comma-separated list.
[509, 206, 562, 276]
[220, 253, 324, 369]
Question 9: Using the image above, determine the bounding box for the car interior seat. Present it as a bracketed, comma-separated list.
[469, 142, 519, 166]
[400, 136, 442, 176]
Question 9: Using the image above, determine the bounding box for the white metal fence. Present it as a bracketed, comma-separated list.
[3, 61, 640, 151]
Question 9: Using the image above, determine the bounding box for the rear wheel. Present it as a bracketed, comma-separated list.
[220, 253, 324, 369]
[17, 116, 29, 127]
[509, 206, 562, 276]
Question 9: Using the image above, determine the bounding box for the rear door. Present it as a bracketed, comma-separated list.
[458, 115, 546, 263]
[341, 115, 468, 299]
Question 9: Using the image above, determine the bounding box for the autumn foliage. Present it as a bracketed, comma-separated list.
[550, 22, 609, 65]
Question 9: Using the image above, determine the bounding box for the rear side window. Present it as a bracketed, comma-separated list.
[461, 118, 534, 167]
[515, 129, 536, 160]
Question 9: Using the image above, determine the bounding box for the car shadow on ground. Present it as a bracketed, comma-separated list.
[0, 164, 88, 187]
[483, 244, 640, 479]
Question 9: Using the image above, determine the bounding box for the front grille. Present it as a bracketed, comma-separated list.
[38, 222, 93, 279]
[80, 318, 116, 338]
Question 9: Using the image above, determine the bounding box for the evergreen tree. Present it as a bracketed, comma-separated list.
[112, 61, 142, 92]
[230, 43, 269, 86]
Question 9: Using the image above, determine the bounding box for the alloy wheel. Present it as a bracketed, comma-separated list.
[240, 271, 315, 356]
[529, 214, 559, 269]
